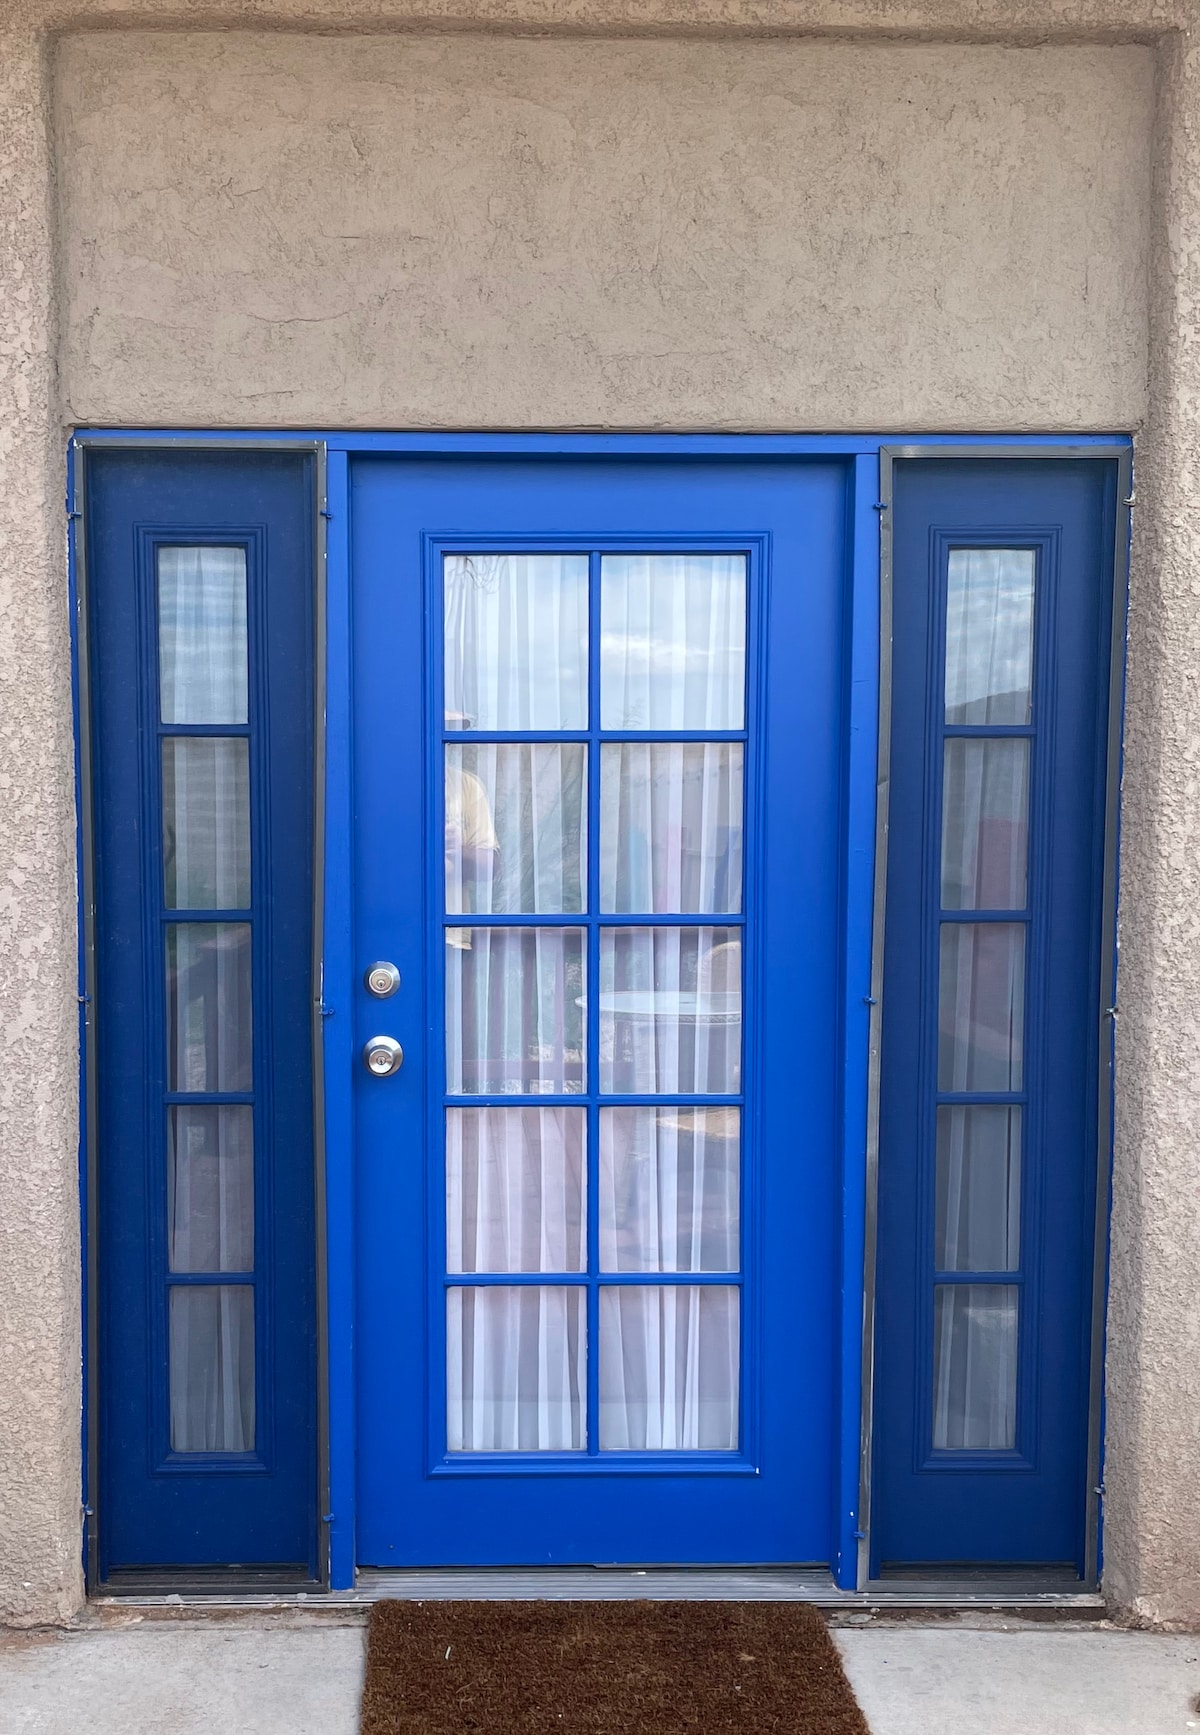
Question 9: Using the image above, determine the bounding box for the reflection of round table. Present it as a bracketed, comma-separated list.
[582, 993, 742, 1094]
[579, 992, 742, 1023]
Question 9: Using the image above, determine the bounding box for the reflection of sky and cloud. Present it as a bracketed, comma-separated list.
[443, 552, 746, 732]
[945, 548, 1035, 725]
[158, 545, 249, 726]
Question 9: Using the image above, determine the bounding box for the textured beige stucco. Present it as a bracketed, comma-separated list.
[2, 0, 1200, 1631]
[55, 34, 1152, 431]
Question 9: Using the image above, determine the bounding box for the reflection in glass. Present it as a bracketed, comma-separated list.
[169, 1284, 255, 1452]
[933, 1284, 1018, 1451]
[443, 554, 588, 731]
[600, 554, 746, 729]
[941, 739, 1029, 911]
[599, 927, 740, 1095]
[445, 927, 585, 1095]
[158, 546, 248, 725]
[168, 1105, 254, 1273]
[166, 923, 253, 1092]
[445, 743, 585, 916]
[446, 1107, 586, 1273]
[163, 738, 251, 910]
[599, 1107, 739, 1272]
[599, 743, 743, 914]
[447, 1286, 585, 1451]
[935, 1106, 1021, 1273]
[945, 548, 1035, 725]
[938, 923, 1024, 1093]
[599, 1285, 739, 1450]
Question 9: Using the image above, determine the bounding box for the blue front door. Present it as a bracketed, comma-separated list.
[352, 456, 848, 1565]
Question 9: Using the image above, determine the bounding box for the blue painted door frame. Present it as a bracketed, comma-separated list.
[72, 431, 1127, 1591]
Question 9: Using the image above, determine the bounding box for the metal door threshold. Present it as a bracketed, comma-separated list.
[92, 1565, 1106, 1617]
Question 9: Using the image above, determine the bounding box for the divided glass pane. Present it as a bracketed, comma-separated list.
[945, 547, 1035, 726]
[166, 922, 252, 1092]
[599, 926, 741, 1095]
[446, 1107, 586, 1273]
[445, 927, 586, 1095]
[932, 1284, 1018, 1451]
[163, 737, 251, 910]
[598, 1285, 739, 1450]
[169, 1284, 255, 1452]
[600, 554, 746, 729]
[941, 739, 1029, 912]
[935, 1105, 1021, 1273]
[158, 546, 248, 725]
[443, 554, 588, 731]
[168, 1105, 254, 1273]
[599, 1107, 739, 1272]
[599, 742, 743, 914]
[447, 1286, 586, 1452]
[938, 922, 1025, 1093]
[445, 743, 586, 916]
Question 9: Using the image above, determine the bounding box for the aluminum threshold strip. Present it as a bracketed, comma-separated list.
[94, 1566, 1105, 1613]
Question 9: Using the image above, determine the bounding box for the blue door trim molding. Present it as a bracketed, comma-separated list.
[69, 430, 1130, 1595]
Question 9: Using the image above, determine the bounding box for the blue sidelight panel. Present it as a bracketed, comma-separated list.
[87, 449, 318, 1578]
[872, 458, 1118, 1571]
[352, 456, 848, 1565]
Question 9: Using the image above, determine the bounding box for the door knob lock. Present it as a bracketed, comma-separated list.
[364, 961, 401, 999]
[363, 1036, 404, 1077]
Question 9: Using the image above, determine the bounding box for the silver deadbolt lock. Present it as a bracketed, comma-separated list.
[364, 961, 401, 999]
[363, 1035, 404, 1077]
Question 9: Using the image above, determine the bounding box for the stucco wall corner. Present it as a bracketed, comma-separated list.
[1101, 27, 1200, 1634]
[0, 20, 85, 1628]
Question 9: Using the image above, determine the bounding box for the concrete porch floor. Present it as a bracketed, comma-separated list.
[1, 1612, 1199, 1734]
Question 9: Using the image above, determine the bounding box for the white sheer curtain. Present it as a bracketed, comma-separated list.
[443, 550, 746, 1456]
[932, 1285, 1018, 1451]
[448, 1287, 585, 1451]
[599, 1286, 739, 1450]
[159, 547, 256, 1455]
[944, 548, 1034, 726]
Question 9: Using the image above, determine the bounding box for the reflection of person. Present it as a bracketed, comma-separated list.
[445, 712, 498, 952]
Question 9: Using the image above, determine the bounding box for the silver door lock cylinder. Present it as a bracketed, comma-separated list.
[363, 1036, 404, 1077]
[364, 961, 401, 998]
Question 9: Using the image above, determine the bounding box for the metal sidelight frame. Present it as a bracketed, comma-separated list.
[72, 428, 1128, 1599]
[72, 435, 331, 1592]
[857, 442, 1131, 1593]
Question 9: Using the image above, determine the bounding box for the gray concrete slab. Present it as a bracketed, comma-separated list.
[0, 1614, 1198, 1734]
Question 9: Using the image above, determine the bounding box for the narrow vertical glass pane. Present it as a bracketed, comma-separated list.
[445, 743, 586, 916]
[599, 743, 743, 914]
[446, 1107, 585, 1273]
[945, 548, 1036, 726]
[599, 927, 741, 1095]
[158, 546, 248, 725]
[938, 923, 1025, 1093]
[599, 1108, 739, 1273]
[932, 1284, 1018, 1451]
[941, 739, 1029, 911]
[600, 554, 747, 729]
[166, 923, 253, 1092]
[447, 1286, 585, 1451]
[443, 554, 588, 731]
[163, 738, 251, 910]
[168, 1105, 254, 1273]
[445, 927, 585, 1095]
[169, 1285, 255, 1452]
[599, 1285, 739, 1450]
[935, 1106, 1021, 1273]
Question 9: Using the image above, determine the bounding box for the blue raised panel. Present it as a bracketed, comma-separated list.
[872, 458, 1118, 1571]
[87, 449, 318, 1578]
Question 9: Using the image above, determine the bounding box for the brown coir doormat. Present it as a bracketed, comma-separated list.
[361, 1600, 868, 1735]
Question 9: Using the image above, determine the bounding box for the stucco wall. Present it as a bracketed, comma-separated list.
[4, 0, 1200, 1631]
[55, 33, 1152, 431]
